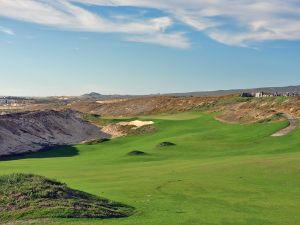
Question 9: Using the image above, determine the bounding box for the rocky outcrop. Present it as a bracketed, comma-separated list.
[0, 110, 109, 157]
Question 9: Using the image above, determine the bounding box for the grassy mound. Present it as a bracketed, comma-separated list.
[157, 142, 176, 147]
[130, 125, 157, 135]
[0, 174, 134, 221]
[85, 138, 110, 145]
[127, 150, 147, 156]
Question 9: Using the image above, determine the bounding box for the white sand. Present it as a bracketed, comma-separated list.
[101, 120, 154, 138]
[117, 120, 154, 127]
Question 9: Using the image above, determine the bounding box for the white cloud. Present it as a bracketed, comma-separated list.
[0, 0, 169, 33]
[72, 0, 300, 47]
[127, 32, 190, 49]
[0, 0, 188, 48]
[0, 26, 14, 35]
[0, 0, 300, 47]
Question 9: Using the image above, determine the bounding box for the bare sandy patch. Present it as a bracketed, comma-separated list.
[117, 120, 154, 128]
[101, 120, 154, 138]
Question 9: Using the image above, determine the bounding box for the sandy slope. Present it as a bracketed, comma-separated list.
[0, 110, 108, 157]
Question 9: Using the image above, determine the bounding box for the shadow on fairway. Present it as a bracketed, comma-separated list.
[0, 146, 79, 161]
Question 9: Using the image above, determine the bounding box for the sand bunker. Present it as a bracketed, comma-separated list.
[102, 120, 154, 138]
[117, 120, 154, 128]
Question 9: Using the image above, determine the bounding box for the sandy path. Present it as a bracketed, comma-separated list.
[272, 113, 298, 137]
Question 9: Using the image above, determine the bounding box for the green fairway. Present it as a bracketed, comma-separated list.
[0, 113, 299, 225]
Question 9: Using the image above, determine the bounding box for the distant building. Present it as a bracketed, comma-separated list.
[283, 92, 299, 97]
[253, 91, 300, 98]
[240, 92, 254, 97]
[255, 92, 264, 98]
[0, 98, 9, 104]
[0, 96, 33, 106]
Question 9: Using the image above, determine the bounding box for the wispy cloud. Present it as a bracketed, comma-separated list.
[126, 32, 190, 49]
[72, 0, 300, 47]
[0, 0, 188, 48]
[0, 0, 300, 48]
[0, 1, 168, 33]
[0, 26, 14, 35]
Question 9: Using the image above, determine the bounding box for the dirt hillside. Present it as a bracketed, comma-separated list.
[4, 95, 299, 124]
[215, 97, 300, 123]
[70, 95, 300, 123]
[69, 96, 228, 117]
[0, 110, 108, 157]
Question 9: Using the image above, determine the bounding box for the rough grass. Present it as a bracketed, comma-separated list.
[157, 142, 176, 147]
[85, 138, 110, 145]
[128, 125, 157, 136]
[82, 114, 115, 126]
[0, 113, 299, 225]
[257, 112, 285, 123]
[82, 113, 138, 126]
[0, 174, 134, 222]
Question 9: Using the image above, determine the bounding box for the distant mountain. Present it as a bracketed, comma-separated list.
[168, 85, 300, 97]
[81, 85, 300, 99]
[81, 92, 103, 99]
[81, 92, 134, 100]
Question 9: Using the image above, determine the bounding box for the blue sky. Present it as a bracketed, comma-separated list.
[0, 0, 299, 96]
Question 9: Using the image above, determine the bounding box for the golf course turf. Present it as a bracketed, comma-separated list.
[0, 112, 299, 225]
